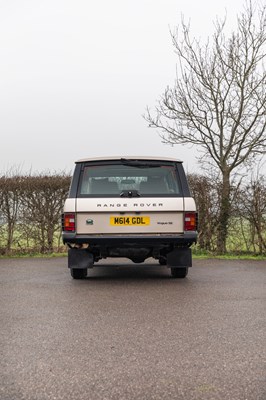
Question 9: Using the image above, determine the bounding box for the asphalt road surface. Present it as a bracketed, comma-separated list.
[0, 257, 265, 400]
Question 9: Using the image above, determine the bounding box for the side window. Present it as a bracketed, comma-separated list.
[80, 177, 119, 195]
[90, 179, 119, 194]
[80, 170, 90, 194]
[139, 177, 169, 194]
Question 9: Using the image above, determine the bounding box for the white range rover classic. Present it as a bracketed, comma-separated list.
[62, 156, 197, 279]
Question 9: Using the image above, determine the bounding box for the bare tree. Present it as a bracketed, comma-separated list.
[188, 173, 220, 251]
[145, 2, 266, 253]
[20, 173, 71, 253]
[237, 174, 266, 254]
[0, 171, 23, 254]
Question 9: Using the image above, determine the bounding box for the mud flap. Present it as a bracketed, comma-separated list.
[167, 248, 192, 267]
[68, 249, 94, 269]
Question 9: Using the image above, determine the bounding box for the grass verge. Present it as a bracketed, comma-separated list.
[0, 250, 265, 260]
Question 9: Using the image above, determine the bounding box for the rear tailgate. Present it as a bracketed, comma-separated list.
[75, 198, 184, 234]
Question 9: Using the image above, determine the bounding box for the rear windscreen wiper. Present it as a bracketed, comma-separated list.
[120, 158, 161, 168]
[120, 190, 141, 198]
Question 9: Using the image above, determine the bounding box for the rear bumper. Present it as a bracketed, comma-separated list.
[62, 232, 197, 246]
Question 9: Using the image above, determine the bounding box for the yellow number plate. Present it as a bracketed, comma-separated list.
[110, 216, 150, 226]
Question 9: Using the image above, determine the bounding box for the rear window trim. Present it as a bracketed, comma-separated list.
[77, 193, 183, 198]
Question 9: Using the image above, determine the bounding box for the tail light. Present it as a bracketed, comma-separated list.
[63, 213, 76, 232]
[184, 212, 197, 231]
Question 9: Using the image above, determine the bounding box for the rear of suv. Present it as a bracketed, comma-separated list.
[62, 156, 197, 279]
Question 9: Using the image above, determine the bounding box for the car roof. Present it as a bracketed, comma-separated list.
[76, 156, 182, 163]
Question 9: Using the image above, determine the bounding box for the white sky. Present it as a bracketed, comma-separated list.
[0, 0, 247, 174]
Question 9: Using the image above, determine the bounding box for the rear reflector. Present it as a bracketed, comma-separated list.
[184, 212, 197, 231]
[63, 213, 76, 232]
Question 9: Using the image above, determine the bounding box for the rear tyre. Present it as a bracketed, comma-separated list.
[159, 257, 167, 265]
[171, 267, 188, 279]
[131, 258, 145, 264]
[70, 268, 87, 279]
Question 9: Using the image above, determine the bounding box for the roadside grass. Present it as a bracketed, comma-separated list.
[0, 247, 265, 260]
[191, 249, 266, 260]
[0, 250, 68, 259]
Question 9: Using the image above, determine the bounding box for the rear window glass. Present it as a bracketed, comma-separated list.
[78, 163, 181, 197]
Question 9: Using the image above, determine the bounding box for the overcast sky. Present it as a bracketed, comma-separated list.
[0, 0, 249, 174]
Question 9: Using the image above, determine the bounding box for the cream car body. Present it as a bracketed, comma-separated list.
[62, 157, 197, 279]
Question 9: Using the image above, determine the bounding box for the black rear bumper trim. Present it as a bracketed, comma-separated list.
[62, 233, 197, 246]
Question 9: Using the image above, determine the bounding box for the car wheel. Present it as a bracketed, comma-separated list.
[171, 267, 188, 279]
[159, 257, 167, 265]
[71, 268, 87, 279]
